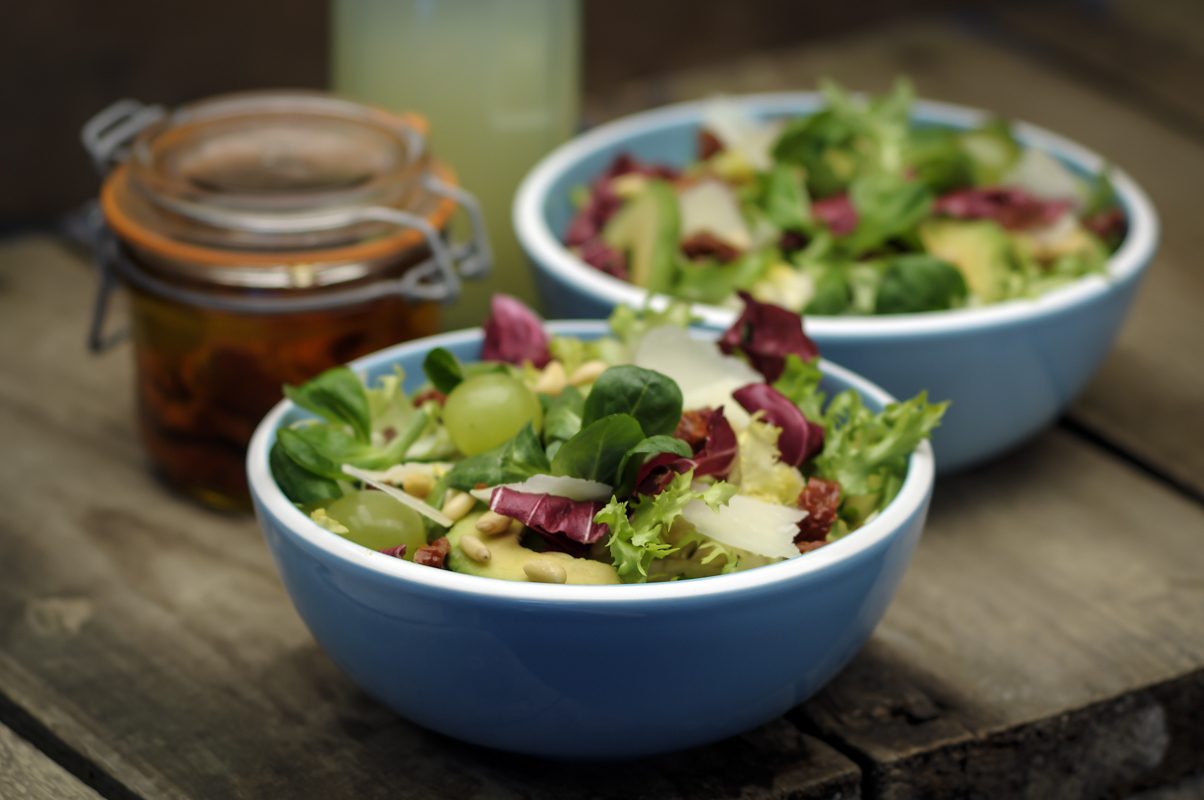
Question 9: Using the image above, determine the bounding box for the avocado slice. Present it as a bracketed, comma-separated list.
[602, 180, 681, 293]
[959, 120, 1021, 185]
[919, 219, 1014, 304]
[445, 513, 620, 585]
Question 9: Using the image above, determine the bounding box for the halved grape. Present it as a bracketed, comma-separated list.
[326, 490, 427, 557]
[443, 372, 542, 455]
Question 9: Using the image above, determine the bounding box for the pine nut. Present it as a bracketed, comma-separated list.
[401, 472, 434, 499]
[441, 490, 475, 522]
[523, 560, 567, 584]
[474, 511, 511, 537]
[568, 360, 608, 387]
[459, 534, 491, 564]
[534, 361, 567, 396]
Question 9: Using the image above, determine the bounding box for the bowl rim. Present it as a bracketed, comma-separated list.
[247, 320, 935, 604]
[513, 92, 1160, 339]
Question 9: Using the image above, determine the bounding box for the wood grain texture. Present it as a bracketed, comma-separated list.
[798, 432, 1204, 798]
[584, 19, 1204, 497]
[988, 0, 1204, 135]
[0, 724, 104, 800]
[0, 236, 860, 799]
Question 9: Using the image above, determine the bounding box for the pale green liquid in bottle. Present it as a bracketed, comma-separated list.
[331, 0, 581, 329]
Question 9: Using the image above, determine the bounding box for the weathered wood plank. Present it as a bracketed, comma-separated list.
[985, 2, 1204, 134]
[0, 236, 860, 799]
[584, 20, 1204, 496]
[0, 724, 104, 800]
[797, 429, 1204, 798]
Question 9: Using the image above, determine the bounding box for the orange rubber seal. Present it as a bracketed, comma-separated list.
[101, 160, 459, 268]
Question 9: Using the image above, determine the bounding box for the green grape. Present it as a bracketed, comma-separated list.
[326, 490, 427, 557]
[443, 372, 543, 456]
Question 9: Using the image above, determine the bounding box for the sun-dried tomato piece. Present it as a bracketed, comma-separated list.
[681, 231, 741, 263]
[378, 543, 408, 559]
[796, 539, 827, 554]
[413, 537, 450, 569]
[779, 230, 809, 253]
[796, 478, 842, 542]
[698, 128, 724, 160]
[411, 388, 447, 407]
[675, 408, 714, 451]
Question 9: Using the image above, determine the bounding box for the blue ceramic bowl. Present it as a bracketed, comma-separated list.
[246, 322, 935, 759]
[514, 94, 1160, 473]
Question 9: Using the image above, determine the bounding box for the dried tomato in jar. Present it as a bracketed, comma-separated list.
[84, 91, 490, 509]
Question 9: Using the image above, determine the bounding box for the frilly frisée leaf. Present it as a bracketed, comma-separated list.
[599, 471, 737, 583]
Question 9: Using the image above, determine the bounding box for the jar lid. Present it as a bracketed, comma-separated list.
[100, 91, 458, 268]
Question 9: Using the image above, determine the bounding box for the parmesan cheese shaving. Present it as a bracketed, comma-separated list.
[682, 494, 804, 559]
[469, 475, 614, 505]
[342, 464, 454, 527]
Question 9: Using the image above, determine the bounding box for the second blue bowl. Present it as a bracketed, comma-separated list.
[514, 93, 1159, 473]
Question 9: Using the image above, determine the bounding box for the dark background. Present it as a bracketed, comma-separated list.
[0, 0, 1120, 227]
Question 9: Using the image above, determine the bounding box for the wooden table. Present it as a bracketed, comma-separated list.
[2, 11, 1202, 799]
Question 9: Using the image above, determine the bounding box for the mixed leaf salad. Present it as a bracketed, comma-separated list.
[564, 79, 1127, 315]
[270, 294, 945, 585]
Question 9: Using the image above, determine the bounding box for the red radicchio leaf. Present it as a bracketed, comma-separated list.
[565, 179, 622, 247]
[413, 537, 450, 568]
[603, 152, 680, 181]
[577, 238, 629, 280]
[1083, 207, 1127, 242]
[634, 451, 693, 497]
[565, 153, 679, 279]
[634, 407, 738, 496]
[813, 194, 858, 235]
[489, 488, 609, 553]
[690, 407, 738, 478]
[933, 187, 1071, 230]
[718, 292, 819, 382]
[481, 294, 551, 368]
[796, 477, 842, 543]
[733, 383, 824, 467]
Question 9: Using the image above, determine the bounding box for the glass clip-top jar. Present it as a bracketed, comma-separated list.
[81, 91, 491, 509]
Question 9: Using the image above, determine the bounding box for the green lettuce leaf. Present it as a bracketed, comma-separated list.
[283, 367, 372, 444]
[844, 173, 933, 256]
[270, 440, 343, 506]
[542, 385, 585, 445]
[422, 348, 464, 394]
[581, 365, 683, 436]
[444, 423, 550, 490]
[551, 413, 645, 484]
[874, 254, 967, 314]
